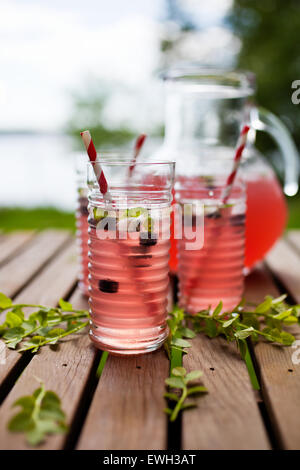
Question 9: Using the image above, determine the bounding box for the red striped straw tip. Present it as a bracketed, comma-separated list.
[134, 133, 147, 154]
[79, 130, 111, 200]
[241, 125, 250, 134]
[129, 133, 147, 176]
[222, 125, 250, 203]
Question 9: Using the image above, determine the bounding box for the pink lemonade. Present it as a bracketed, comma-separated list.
[75, 189, 89, 296]
[88, 208, 171, 354]
[169, 172, 287, 273]
[245, 174, 287, 268]
[176, 180, 246, 313]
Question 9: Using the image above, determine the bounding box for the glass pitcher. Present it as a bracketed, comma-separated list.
[153, 67, 299, 272]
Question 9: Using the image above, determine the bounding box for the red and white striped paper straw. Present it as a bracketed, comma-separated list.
[222, 125, 250, 204]
[80, 130, 112, 202]
[128, 133, 147, 177]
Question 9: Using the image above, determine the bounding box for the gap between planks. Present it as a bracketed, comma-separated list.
[266, 234, 300, 303]
[182, 333, 270, 450]
[245, 257, 300, 450]
[76, 348, 169, 451]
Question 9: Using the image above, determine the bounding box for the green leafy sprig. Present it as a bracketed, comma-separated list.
[188, 295, 298, 360]
[0, 293, 89, 352]
[163, 294, 299, 419]
[164, 367, 207, 421]
[8, 381, 68, 446]
[164, 305, 196, 360]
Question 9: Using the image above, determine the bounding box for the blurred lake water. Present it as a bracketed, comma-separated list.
[0, 134, 78, 211]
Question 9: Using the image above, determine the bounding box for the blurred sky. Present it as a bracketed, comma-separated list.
[0, 0, 235, 132]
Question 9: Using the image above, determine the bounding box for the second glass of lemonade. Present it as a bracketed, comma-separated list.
[176, 175, 246, 313]
[87, 160, 175, 355]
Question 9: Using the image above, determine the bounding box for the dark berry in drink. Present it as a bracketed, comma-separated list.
[98, 279, 119, 293]
[206, 210, 221, 219]
[139, 233, 158, 246]
[231, 214, 245, 226]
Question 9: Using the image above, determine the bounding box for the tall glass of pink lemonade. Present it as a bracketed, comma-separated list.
[87, 160, 175, 355]
[176, 175, 246, 313]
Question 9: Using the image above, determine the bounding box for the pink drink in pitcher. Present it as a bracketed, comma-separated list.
[86, 160, 175, 355]
[176, 177, 246, 313]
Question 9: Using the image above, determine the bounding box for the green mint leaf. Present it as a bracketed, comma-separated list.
[58, 299, 73, 311]
[241, 312, 260, 330]
[5, 311, 23, 328]
[186, 386, 208, 396]
[163, 392, 179, 402]
[3, 327, 25, 349]
[177, 327, 196, 338]
[185, 370, 203, 382]
[283, 315, 298, 324]
[180, 402, 197, 411]
[8, 411, 34, 432]
[18, 336, 46, 352]
[46, 328, 66, 342]
[8, 382, 68, 446]
[204, 318, 218, 338]
[13, 396, 35, 412]
[234, 327, 255, 340]
[165, 377, 185, 389]
[0, 292, 12, 310]
[223, 316, 239, 328]
[212, 301, 223, 318]
[262, 327, 295, 346]
[171, 338, 191, 348]
[172, 367, 186, 377]
[273, 309, 293, 321]
[255, 296, 272, 313]
[271, 294, 287, 305]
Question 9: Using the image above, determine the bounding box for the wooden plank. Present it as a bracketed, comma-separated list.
[0, 232, 35, 266]
[245, 264, 300, 450]
[0, 241, 78, 385]
[286, 230, 300, 255]
[265, 237, 300, 303]
[0, 230, 70, 298]
[77, 349, 169, 450]
[0, 288, 97, 450]
[182, 334, 270, 450]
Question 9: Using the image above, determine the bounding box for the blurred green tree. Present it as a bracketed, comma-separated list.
[66, 84, 135, 148]
[227, 0, 300, 150]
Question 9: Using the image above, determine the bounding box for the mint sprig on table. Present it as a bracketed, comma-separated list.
[166, 295, 298, 359]
[165, 367, 207, 421]
[164, 294, 299, 419]
[8, 381, 68, 446]
[188, 294, 298, 349]
[0, 293, 89, 352]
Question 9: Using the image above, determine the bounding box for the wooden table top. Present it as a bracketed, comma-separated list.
[0, 229, 299, 450]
